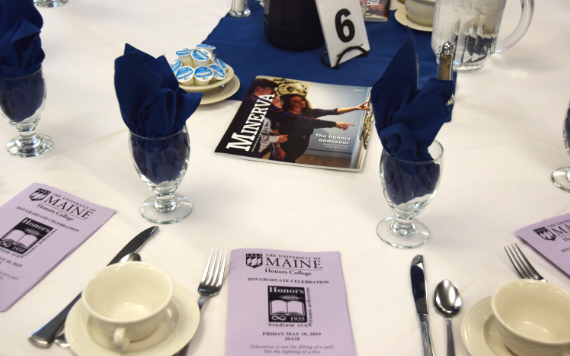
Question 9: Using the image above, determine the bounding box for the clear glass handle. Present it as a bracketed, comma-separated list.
[495, 0, 534, 53]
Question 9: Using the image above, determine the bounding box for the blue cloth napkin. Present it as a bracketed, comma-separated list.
[114, 44, 202, 138]
[0, 0, 45, 123]
[372, 28, 453, 162]
[203, 0, 439, 101]
[372, 28, 453, 205]
[0, 0, 44, 78]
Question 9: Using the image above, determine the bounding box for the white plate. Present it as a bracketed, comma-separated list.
[394, 7, 433, 32]
[461, 297, 516, 356]
[199, 75, 240, 105]
[65, 283, 200, 356]
[179, 65, 234, 93]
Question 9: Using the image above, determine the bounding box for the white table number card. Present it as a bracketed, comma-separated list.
[315, 0, 370, 68]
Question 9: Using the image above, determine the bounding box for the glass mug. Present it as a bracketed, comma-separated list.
[431, 0, 534, 71]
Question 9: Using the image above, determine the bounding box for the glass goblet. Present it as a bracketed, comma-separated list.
[129, 126, 192, 224]
[34, 0, 68, 8]
[0, 67, 52, 157]
[551, 110, 570, 192]
[377, 140, 444, 249]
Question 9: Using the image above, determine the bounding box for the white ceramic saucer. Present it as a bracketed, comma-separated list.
[65, 283, 200, 356]
[394, 7, 433, 32]
[461, 297, 516, 356]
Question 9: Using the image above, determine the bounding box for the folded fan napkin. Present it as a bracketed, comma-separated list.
[0, 0, 44, 78]
[114, 44, 202, 138]
[371, 28, 453, 204]
[115, 45, 202, 184]
[0, 0, 45, 123]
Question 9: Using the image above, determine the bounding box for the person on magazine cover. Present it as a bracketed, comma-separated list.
[230, 78, 357, 160]
[271, 94, 369, 163]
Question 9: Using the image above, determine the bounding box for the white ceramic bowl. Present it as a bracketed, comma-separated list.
[491, 280, 570, 356]
[405, 0, 435, 26]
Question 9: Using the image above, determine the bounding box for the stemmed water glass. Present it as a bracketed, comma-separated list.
[551, 106, 570, 192]
[377, 140, 444, 249]
[0, 67, 53, 157]
[129, 126, 193, 224]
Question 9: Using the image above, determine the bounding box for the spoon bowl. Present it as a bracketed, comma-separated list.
[434, 279, 462, 317]
[119, 252, 142, 263]
[434, 279, 462, 356]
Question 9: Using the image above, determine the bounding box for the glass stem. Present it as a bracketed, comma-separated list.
[390, 214, 417, 236]
[17, 128, 41, 148]
[154, 194, 178, 212]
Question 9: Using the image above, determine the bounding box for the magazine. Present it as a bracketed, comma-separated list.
[360, 0, 390, 22]
[215, 76, 374, 172]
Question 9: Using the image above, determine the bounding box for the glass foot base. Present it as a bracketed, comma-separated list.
[377, 217, 430, 249]
[140, 194, 193, 224]
[7, 134, 53, 157]
[229, 8, 251, 17]
[34, 0, 68, 7]
[552, 167, 570, 193]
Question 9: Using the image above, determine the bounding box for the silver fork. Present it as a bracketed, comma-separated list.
[174, 248, 228, 356]
[505, 243, 547, 282]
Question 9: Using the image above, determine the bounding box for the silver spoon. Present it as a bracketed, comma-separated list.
[54, 252, 142, 348]
[434, 280, 462, 356]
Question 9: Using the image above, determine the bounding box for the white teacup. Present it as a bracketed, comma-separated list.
[82, 262, 174, 352]
[405, 0, 435, 26]
[492, 280, 570, 356]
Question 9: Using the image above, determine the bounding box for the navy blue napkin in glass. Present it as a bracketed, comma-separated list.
[114, 44, 202, 139]
[0, 0, 44, 78]
[371, 28, 453, 204]
[0, 0, 45, 123]
[115, 44, 202, 184]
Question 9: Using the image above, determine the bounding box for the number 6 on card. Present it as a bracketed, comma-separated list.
[315, 0, 370, 68]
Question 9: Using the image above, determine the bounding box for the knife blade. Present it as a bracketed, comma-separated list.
[28, 226, 160, 348]
[411, 255, 435, 356]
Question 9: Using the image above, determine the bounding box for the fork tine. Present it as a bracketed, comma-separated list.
[215, 250, 228, 288]
[510, 245, 534, 279]
[206, 249, 219, 286]
[513, 243, 540, 279]
[505, 246, 527, 279]
[201, 248, 214, 284]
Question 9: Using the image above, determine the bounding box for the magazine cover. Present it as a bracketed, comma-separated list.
[360, 0, 390, 22]
[215, 76, 374, 172]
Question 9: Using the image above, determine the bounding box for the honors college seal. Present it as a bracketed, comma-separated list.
[29, 188, 51, 201]
[246, 253, 263, 268]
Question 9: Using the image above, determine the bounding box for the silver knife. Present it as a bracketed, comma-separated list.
[411, 255, 435, 356]
[28, 226, 160, 348]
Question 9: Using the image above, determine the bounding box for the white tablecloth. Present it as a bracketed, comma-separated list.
[1, 1, 570, 355]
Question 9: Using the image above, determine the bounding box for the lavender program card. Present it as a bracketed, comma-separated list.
[516, 212, 570, 276]
[226, 249, 357, 356]
[0, 183, 116, 312]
